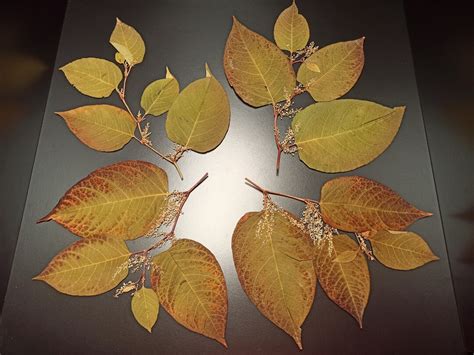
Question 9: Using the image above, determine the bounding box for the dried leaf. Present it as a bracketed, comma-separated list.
[56, 105, 135, 152]
[39, 160, 168, 240]
[232, 210, 315, 349]
[292, 99, 405, 172]
[333, 249, 358, 263]
[110, 18, 145, 65]
[314, 234, 370, 327]
[140, 67, 179, 117]
[224, 17, 296, 107]
[60, 57, 122, 98]
[297, 38, 365, 101]
[367, 230, 439, 270]
[320, 176, 432, 232]
[33, 237, 130, 296]
[151, 239, 228, 347]
[274, 1, 310, 53]
[115, 52, 125, 64]
[131, 287, 160, 332]
[165, 64, 230, 153]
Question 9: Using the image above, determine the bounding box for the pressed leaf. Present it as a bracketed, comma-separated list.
[320, 176, 432, 232]
[297, 38, 365, 101]
[110, 18, 145, 65]
[33, 237, 130, 296]
[56, 105, 135, 152]
[60, 58, 122, 98]
[274, 1, 310, 53]
[115, 52, 125, 64]
[232, 210, 315, 349]
[131, 287, 160, 332]
[151, 239, 228, 347]
[333, 249, 358, 263]
[292, 99, 405, 172]
[140, 67, 180, 117]
[165, 64, 230, 153]
[224, 17, 296, 107]
[368, 230, 439, 270]
[314, 234, 370, 327]
[39, 160, 168, 240]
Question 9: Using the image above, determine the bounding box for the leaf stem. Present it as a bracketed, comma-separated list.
[273, 106, 283, 175]
[245, 177, 318, 205]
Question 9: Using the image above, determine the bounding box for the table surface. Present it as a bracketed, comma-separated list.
[0, 0, 471, 353]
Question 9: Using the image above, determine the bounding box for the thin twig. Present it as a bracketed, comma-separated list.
[245, 177, 318, 204]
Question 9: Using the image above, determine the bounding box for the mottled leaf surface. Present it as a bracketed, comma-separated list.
[141, 67, 179, 117]
[131, 287, 160, 332]
[274, 1, 310, 53]
[110, 18, 145, 65]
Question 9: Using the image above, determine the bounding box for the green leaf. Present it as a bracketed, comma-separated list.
[110, 18, 145, 65]
[33, 237, 130, 296]
[140, 67, 180, 117]
[131, 287, 160, 332]
[165, 64, 230, 153]
[367, 230, 439, 270]
[297, 38, 365, 101]
[224, 17, 296, 107]
[60, 57, 122, 98]
[292, 99, 405, 172]
[151, 239, 228, 347]
[56, 105, 135, 152]
[274, 0, 310, 53]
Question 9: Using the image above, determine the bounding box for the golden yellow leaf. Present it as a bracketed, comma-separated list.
[131, 287, 160, 332]
[151, 239, 228, 347]
[292, 99, 405, 172]
[320, 176, 432, 232]
[56, 105, 135, 152]
[165, 64, 230, 153]
[60, 57, 122, 98]
[232, 210, 315, 349]
[140, 67, 179, 117]
[297, 38, 365, 101]
[314, 234, 370, 327]
[224, 17, 296, 107]
[110, 18, 145, 65]
[33, 237, 130, 296]
[367, 230, 439, 270]
[274, 0, 310, 53]
[333, 249, 359, 263]
[39, 160, 168, 240]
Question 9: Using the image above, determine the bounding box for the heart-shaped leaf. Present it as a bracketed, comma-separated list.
[110, 18, 145, 65]
[224, 17, 296, 107]
[131, 287, 160, 332]
[320, 176, 432, 232]
[292, 99, 405, 172]
[151, 239, 228, 347]
[39, 160, 168, 240]
[33, 237, 130, 296]
[56, 105, 135, 152]
[274, 1, 310, 53]
[232, 210, 315, 349]
[140, 67, 180, 117]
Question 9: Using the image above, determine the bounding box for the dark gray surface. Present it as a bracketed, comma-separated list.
[0, 0, 466, 353]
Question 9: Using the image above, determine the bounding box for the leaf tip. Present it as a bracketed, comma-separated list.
[217, 337, 228, 348]
[204, 63, 212, 77]
[37, 212, 53, 224]
[115, 17, 122, 24]
[165, 66, 174, 79]
[32, 274, 43, 281]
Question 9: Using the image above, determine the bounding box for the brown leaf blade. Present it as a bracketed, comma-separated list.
[33, 237, 130, 296]
[232, 210, 315, 349]
[151, 239, 228, 347]
[39, 160, 168, 240]
[224, 17, 296, 107]
[314, 234, 370, 327]
[131, 287, 160, 332]
[368, 230, 439, 270]
[274, 1, 310, 53]
[320, 176, 432, 232]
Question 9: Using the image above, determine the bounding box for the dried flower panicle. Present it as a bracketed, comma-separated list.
[300, 202, 337, 254]
[290, 41, 318, 64]
[280, 127, 298, 155]
[144, 191, 186, 239]
[256, 195, 280, 241]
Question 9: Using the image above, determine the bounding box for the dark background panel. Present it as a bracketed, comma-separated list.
[0, 0, 471, 353]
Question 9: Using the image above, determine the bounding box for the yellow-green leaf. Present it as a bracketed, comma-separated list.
[297, 38, 365, 101]
[140, 67, 179, 117]
[56, 105, 135, 152]
[292, 99, 405, 172]
[314, 234, 370, 327]
[367, 230, 439, 270]
[33, 237, 130, 296]
[232, 210, 315, 349]
[274, 1, 310, 53]
[39, 160, 168, 240]
[165, 64, 230, 153]
[224, 17, 296, 107]
[60, 57, 122, 98]
[151, 239, 228, 347]
[110, 18, 145, 65]
[333, 249, 358, 263]
[320, 176, 432, 232]
[131, 287, 160, 332]
[115, 52, 125, 64]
